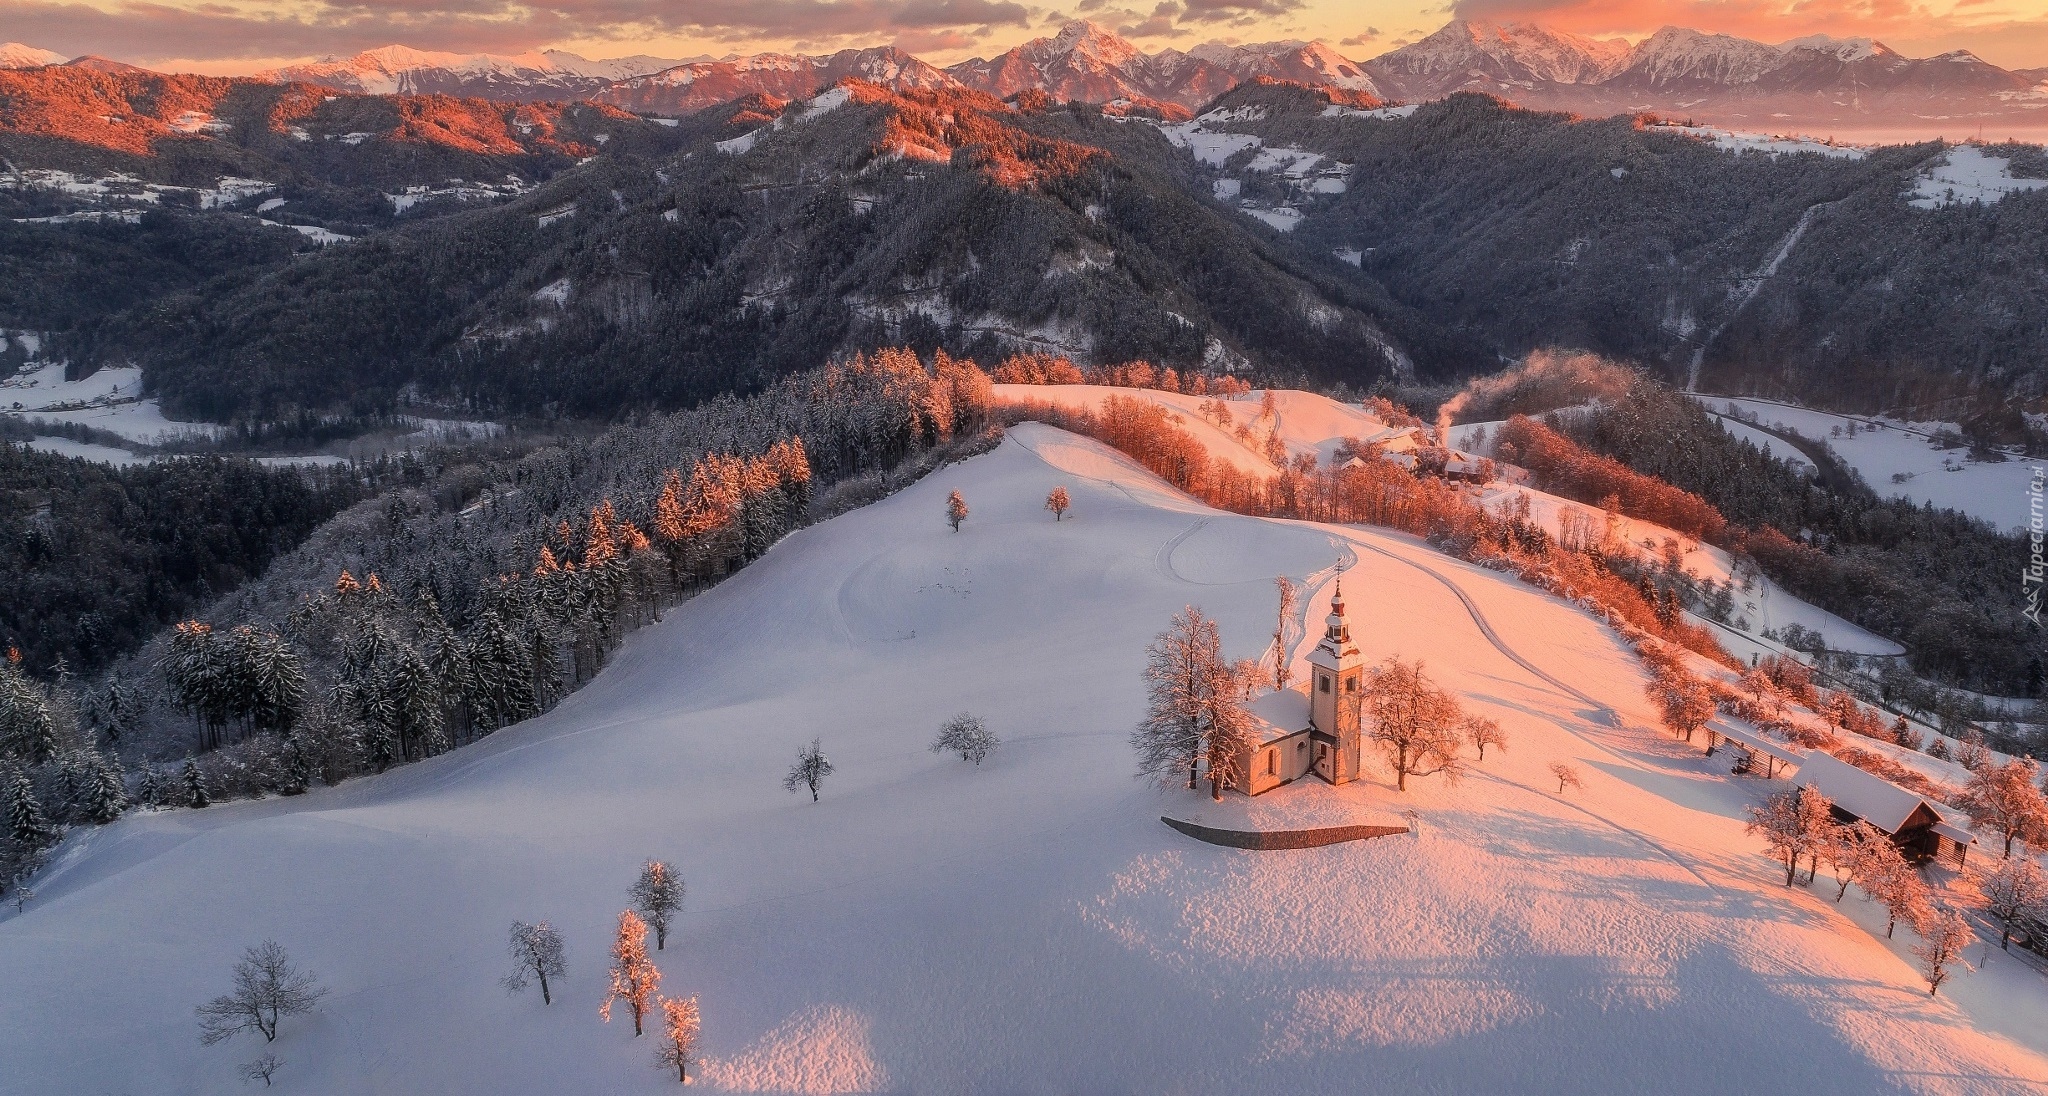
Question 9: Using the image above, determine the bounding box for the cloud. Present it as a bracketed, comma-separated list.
[1340, 26, 1380, 46]
[1176, 0, 1304, 23]
[0, 0, 1033, 63]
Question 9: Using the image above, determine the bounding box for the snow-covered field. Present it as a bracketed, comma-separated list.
[1908, 145, 2048, 210]
[1, 363, 222, 444]
[1699, 396, 2045, 532]
[1656, 124, 1868, 160]
[8, 401, 2045, 1093]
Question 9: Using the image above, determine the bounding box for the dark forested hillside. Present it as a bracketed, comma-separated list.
[1173, 85, 2048, 434]
[79, 84, 1452, 423]
[0, 443, 368, 674]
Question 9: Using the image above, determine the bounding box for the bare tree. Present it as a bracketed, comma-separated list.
[197, 940, 327, 1045]
[1963, 759, 2048, 858]
[600, 911, 661, 1036]
[1550, 763, 1583, 794]
[631, 861, 686, 950]
[1865, 840, 1929, 938]
[1912, 903, 1974, 996]
[1746, 786, 1834, 887]
[945, 490, 968, 532]
[783, 738, 834, 802]
[1044, 486, 1070, 522]
[238, 1053, 282, 1087]
[1647, 670, 1715, 743]
[1464, 716, 1507, 762]
[931, 712, 1000, 766]
[503, 920, 566, 1003]
[654, 995, 702, 1083]
[1981, 855, 2047, 950]
[1271, 576, 1298, 691]
[1362, 658, 1464, 792]
[1821, 820, 1883, 903]
[1203, 660, 1259, 801]
[1132, 606, 1220, 792]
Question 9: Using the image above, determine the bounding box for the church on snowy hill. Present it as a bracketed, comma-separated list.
[1231, 585, 1368, 795]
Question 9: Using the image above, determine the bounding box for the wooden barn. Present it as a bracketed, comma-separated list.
[1794, 752, 1975, 867]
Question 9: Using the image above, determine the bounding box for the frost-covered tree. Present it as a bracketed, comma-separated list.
[196, 940, 326, 1045]
[1981, 856, 2047, 951]
[1271, 576, 1297, 691]
[1045, 486, 1070, 522]
[1820, 820, 1884, 902]
[654, 995, 701, 1083]
[0, 660, 55, 765]
[1550, 763, 1583, 794]
[600, 910, 661, 1035]
[782, 738, 834, 802]
[945, 490, 968, 532]
[503, 920, 566, 1004]
[1463, 716, 1507, 762]
[631, 861, 685, 951]
[135, 764, 170, 809]
[1746, 786, 1833, 887]
[1647, 668, 1715, 742]
[4, 768, 55, 849]
[1963, 759, 2048, 858]
[1132, 606, 1245, 793]
[931, 712, 1000, 766]
[182, 758, 211, 809]
[1363, 658, 1464, 792]
[1911, 903, 1974, 996]
[1864, 838, 1927, 938]
[74, 751, 127, 825]
[239, 1053, 282, 1087]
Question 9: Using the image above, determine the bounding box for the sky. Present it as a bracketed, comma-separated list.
[6, 0, 2048, 74]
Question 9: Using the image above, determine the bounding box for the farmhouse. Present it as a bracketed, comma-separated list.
[1794, 751, 1975, 866]
[1232, 584, 1368, 795]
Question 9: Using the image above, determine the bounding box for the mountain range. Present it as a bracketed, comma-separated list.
[12, 17, 2048, 132]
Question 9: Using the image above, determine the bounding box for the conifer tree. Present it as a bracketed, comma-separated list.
[630, 860, 685, 951]
[5, 768, 55, 848]
[600, 910, 661, 1035]
[76, 752, 127, 825]
[182, 758, 211, 809]
[0, 659, 55, 764]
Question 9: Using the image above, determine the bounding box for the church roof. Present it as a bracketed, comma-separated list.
[1245, 685, 1311, 746]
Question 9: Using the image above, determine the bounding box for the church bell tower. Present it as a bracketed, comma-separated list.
[1305, 580, 1366, 784]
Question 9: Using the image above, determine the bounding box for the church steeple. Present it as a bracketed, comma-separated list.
[1321, 581, 1351, 649]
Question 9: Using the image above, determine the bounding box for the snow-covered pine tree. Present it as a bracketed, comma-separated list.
[135, 763, 168, 809]
[182, 757, 211, 809]
[0, 659, 55, 764]
[783, 738, 834, 802]
[945, 490, 968, 532]
[75, 751, 127, 825]
[931, 713, 1000, 766]
[600, 910, 661, 1035]
[4, 767, 55, 849]
[630, 860, 685, 951]
[654, 995, 701, 1083]
[503, 920, 566, 1004]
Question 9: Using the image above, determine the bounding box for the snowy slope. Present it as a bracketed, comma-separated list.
[1702, 396, 2045, 531]
[5, 419, 2044, 1093]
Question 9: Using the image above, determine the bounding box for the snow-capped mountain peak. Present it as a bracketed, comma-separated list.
[1372, 20, 1632, 88]
[0, 43, 68, 69]
[1617, 26, 1786, 87]
[262, 46, 692, 99]
[1776, 34, 1897, 63]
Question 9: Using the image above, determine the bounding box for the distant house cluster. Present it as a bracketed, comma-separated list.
[1341, 424, 1492, 483]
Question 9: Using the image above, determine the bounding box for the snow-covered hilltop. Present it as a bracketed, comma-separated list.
[6, 389, 2045, 1092]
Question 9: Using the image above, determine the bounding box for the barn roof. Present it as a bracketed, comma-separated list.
[1718, 724, 1801, 767]
[1794, 752, 1943, 835]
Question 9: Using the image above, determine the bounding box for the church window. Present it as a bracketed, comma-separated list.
[1265, 751, 1276, 776]
[1345, 674, 1358, 693]
[1318, 674, 1330, 693]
